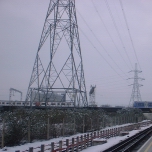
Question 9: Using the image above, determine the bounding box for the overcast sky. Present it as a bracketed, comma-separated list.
[0, 0, 152, 106]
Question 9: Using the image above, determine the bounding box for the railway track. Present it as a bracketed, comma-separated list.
[103, 126, 152, 152]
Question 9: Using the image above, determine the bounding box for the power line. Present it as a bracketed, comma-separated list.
[91, 0, 131, 71]
[77, 10, 129, 78]
[86, 78, 130, 84]
[104, 0, 133, 69]
[119, 0, 142, 72]
[113, 0, 126, 33]
[86, 78, 131, 88]
[79, 27, 129, 83]
[86, 73, 129, 81]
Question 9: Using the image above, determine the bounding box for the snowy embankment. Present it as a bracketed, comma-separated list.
[82, 122, 152, 152]
[0, 120, 151, 152]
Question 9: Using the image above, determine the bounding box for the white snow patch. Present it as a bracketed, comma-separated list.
[81, 124, 152, 152]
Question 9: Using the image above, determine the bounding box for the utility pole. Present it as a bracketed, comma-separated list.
[128, 63, 144, 107]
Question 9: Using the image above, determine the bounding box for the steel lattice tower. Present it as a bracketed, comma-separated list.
[128, 63, 144, 106]
[25, 0, 88, 107]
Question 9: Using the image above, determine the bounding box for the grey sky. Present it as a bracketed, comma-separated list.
[0, 0, 152, 106]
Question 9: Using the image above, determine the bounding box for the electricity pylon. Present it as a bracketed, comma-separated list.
[25, 0, 88, 107]
[128, 63, 144, 106]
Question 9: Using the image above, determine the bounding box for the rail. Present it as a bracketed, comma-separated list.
[103, 124, 152, 152]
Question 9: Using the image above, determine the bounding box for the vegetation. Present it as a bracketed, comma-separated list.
[0, 107, 145, 146]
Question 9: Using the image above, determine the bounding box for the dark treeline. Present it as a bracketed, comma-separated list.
[0, 108, 144, 146]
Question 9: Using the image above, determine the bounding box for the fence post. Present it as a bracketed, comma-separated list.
[41, 144, 45, 152]
[66, 139, 69, 152]
[108, 129, 109, 138]
[100, 131, 102, 138]
[118, 127, 120, 134]
[59, 140, 62, 152]
[109, 129, 111, 138]
[102, 130, 104, 138]
[90, 133, 93, 146]
[115, 128, 116, 136]
[72, 138, 74, 152]
[87, 134, 89, 147]
[76, 136, 79, 152]
[51, 142, 54, 152]
[29, 147, 33, 152]
[97, 131, 99, 138]
[1, 119, 5, 148]
[84, 134, 86, 149]
[110, 129, 112, 138]
[102, 131, 104, 138]
[80, 135, 83, 150]
[106, 130, 108, 138]
[112, 129, 114, 137]
[94, 132, 96, 138]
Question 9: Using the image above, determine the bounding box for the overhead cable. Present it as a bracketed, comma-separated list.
[119, 0, 142, 72]
[77, 10, 129, 78]
[104, 0, 133, 69]
[91, 0, 131, 71]
[79, 27, 129, 83]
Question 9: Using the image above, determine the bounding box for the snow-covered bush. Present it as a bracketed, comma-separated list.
[0, 107, 144, 146]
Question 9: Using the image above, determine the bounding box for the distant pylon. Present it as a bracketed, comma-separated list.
[89, 85, 96, 106]
[128, 63, 144, 106]
[25, 0, 88, 107]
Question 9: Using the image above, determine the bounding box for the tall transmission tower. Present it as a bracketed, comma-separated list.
[25, 0, 88, 107]
[128, 63, 144, 106]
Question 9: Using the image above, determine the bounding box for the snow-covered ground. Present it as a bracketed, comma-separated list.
[0, 121, 151, 152]
[82, 123, 152, 152]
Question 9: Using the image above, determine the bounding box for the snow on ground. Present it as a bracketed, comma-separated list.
[82, 123, 152, 152]
[0, 133, 83, 152]
[0, 121, 151, 152]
